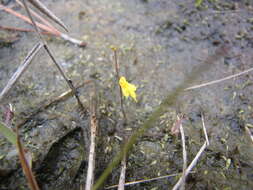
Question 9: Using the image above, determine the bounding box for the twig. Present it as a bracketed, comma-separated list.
[16, 80, 91, 128]
[60, 33, 86, 47]
[21, 0, 85, 110]
[178, 115, 187, 190]
[16, 126, 40, 190]
[201, 114, 209, 146]
[0, 3, 86, 46]
[172, 142, 208, 190]
[16, 0, 60, 34]
[0, 42, 43, 103]
[105, 173, 184, 189]
[44, 45, 86, 110]
[85, 95, 97, 190]
[0, 25, 52, 35]
[113, 49, 127, 122]
[185, 66, 253, 90]
[17, 0, 86, 47]
[118, 154, 126, 190]
[0, 4, 59, 35]
[27, 0, 68, 31]
[21, 0, 52, 41]
[173, 114, 209, 190]
[173, 113, 210, 190]
[245, 126, 253, 144]
[112, 48, 128, 190]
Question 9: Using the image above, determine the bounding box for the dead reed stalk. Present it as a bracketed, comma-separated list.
[0, 42, 43, 103]
[85, 95, 97, 190]
[172, 114, 209, 190]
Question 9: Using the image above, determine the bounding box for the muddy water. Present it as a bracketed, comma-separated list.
[0, 0, 253, 189]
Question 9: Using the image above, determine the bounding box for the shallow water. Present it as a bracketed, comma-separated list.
[0, 0, 253, 189]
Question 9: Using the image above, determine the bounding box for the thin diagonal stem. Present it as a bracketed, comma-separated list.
[27, 0, 68, 31]
[114, 50, 127, 122]
[85, 95, 97, 190]
[178, 115, 187, 190]
[185, 66, 253, 90]
[0, 42, 43, 103]
[21, 0, 85, 110]
[118, 154, 126, 190]
[201, 114, 209, 146]
[113, 49, 127, 190]
[105, 173, 183, 189]
[16, 0, 59, 34]
[43, 45, 85, 110]
[21, 0, 43, 41]
[245, 126, 253, 144]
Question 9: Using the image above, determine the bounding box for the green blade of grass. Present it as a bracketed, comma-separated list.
[0, 121, 17, 145]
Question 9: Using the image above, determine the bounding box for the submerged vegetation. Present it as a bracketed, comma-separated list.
[0, 0, 253, 190]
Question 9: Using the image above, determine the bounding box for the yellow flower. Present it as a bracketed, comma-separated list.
[119, 76, 137, 102]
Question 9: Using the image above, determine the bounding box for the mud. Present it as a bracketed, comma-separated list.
[0, 0, 253, 189]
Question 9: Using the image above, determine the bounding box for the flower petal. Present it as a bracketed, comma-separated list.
[119, 76, 137, 102]
[122, 87, 129, 97]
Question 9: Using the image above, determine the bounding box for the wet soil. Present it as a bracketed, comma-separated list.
[0, 0, 253, 189]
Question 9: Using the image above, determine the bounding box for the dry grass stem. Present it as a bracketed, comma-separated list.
[0, 4, 59, 36]
[0, 42, 43, 103]
[16, 127, 40, 190]
[245, 126, 253, 144]
[60, 33, 86, 47]
[43, 45, 85, 110]
[201, 114, 209, 145]
[0, 3, 85, 46]
[113, 49, 127, 122]
[172, 142, 208, 190]
[118, 154, 126, 190]
[26, 0, 85, 46]
[21, 0, 85, 110]
[16, 0, 60, 34]
[21, 0, 49, 42]
[27, 0, 68, 31]
[17, 80, 91, 127]
[185, 66, 253, 90]
[111, 48, 128, 189]
[17, 0, 86, 46]
[173, 113, 210, 190]
[112, 49, 128, 190]
[85, 96, 97, 190]
[0, 25, 52, 35]
[176, 115, 187, 190]
[105, 173, 183, 189]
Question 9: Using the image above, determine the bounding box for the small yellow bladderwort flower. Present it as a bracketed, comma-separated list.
[119, 76, 137, 102]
